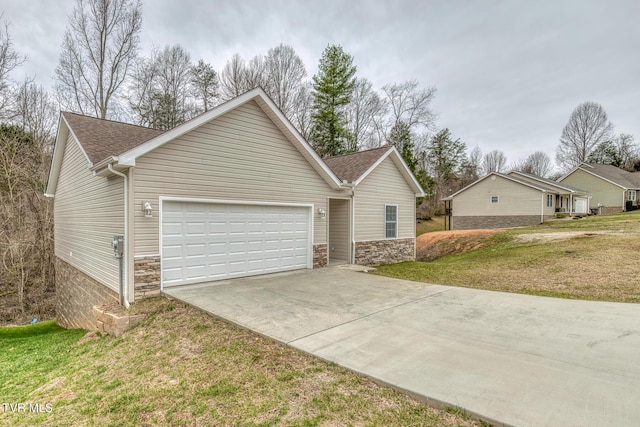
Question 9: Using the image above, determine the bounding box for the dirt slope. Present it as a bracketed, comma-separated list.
[416, 229, 501, 261]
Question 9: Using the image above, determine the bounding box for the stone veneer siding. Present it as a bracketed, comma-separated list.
[355, 238, 415, 266]
[452, 215, 551, 230]
[313, 244, 328, 268]
[55, 257, 118, 330]
[134, 255, 161, 300]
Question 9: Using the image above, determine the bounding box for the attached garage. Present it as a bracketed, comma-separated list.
[574, 198, 588, 214]
[161, 200, 312, 287]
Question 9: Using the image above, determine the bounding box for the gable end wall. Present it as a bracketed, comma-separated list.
[53, 133, 124, 291]
[132, 100, 346, 256]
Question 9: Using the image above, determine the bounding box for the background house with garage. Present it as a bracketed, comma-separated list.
[45, 88, 424, 330]
[443, 172, 590, 230]
[558, 163, 640, 214]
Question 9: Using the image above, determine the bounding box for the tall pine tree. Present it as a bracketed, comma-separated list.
[388, 121, 417, 173]
[310, 44, 357, 157]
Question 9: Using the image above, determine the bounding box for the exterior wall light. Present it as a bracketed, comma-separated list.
[318, 208, 326, 218]
[143, 201, 153, 218]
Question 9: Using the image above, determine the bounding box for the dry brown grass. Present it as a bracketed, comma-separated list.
[381, 212, 640, 303]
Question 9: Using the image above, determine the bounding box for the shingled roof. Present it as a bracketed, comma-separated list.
[582, 163, 640, 189]
[62, 112, 164, 164]
[324, 146, 392, 182]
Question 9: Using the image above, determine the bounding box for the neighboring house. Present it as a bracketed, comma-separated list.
[558, 163, 640, 214]
[443, 172, 589, 230]
[45, 88, 424, 330]
[507, 171, 590, 214]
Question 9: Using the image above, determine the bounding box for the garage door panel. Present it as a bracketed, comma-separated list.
[162, 201, 310, 287]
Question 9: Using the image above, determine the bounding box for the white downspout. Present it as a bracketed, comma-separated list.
[350, 185, 356, 264]
[541, 192, 545, 223]
[108, 164, 130, 308]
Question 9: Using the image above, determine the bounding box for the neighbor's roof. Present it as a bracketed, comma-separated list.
[443, 172, 563, 200]
[61, 112, 164, 164]
[508, 170, 588, 194]
[577, 163, 640, 189]
[324, 146, 391, 182]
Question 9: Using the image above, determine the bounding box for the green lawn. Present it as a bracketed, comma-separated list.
[0, 299, 481, 427]
[0, 321, 85, 403]
[416, 215, 445, 235]
[381, 211, 640, 303]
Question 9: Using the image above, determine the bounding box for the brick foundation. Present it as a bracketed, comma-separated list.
[600, 206, 623, 215]
[355, 238, 415, 266]
[134, 255, 161, 300]
[452, 215, 547, 230]
[313, 244, 328, 268]
[55, 257, 118, 330]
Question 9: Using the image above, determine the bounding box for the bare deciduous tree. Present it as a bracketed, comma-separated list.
[129, 44, 196, 130]
[219, 53, 248, 100]
[556, 101, 613, 171]
[55, 0, 142, 119]
[290, 82, 314, 140]
[345, 78, 386, 151]
[264, 44, 306, 117]
[512, 151, 553, 177]
[0, 17, 26, 117]
[483, 149, 507, 173]
[381, 80, 437, 134]
[13, 80, 58, 148]
[0, 125, 54, 322]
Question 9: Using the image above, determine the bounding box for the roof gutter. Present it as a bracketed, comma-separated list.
[108, 164, 130, 309]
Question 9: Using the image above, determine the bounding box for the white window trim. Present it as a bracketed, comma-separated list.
[547, 194, 553, 207]
[628, 190, 636, 202]
[491, 196, 499, 204]
[385, 204, 398, 239]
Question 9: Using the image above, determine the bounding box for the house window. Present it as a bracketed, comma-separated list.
[491, 196, 499, 204]
[547, 194, 553, 207]
[628, 190, 636, 202]
[385, 205, 398, 239]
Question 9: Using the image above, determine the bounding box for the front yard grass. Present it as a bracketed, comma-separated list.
[380, 211, 640, 303]
[0, 299, 481, 427]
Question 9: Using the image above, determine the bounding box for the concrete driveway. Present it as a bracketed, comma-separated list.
[164, 266, 640, 427]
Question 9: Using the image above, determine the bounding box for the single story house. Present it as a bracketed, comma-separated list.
[443, 172, 589, 230]
[45, 88, 423, 330]
[558, 163, 640, 214]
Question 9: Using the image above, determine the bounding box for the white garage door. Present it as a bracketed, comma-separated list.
[575, 198, 588, 214]
[162, 201, 311, 287]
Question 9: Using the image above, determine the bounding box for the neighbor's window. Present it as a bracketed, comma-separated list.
[547, 194, 553, 207]
[628, 190, 636, 201]
[491, 196, 499, 204]
[385, 205, 398, 239]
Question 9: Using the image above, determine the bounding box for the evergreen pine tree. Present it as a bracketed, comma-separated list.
[310, 44, 357, 157]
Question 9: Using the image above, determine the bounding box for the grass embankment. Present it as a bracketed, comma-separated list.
[379, 211, 640, 303]
[0, 299, 480, 427]
[416, 216, 446, 235]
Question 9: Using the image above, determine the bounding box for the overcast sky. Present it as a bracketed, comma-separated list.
[3, 0, 639, 169]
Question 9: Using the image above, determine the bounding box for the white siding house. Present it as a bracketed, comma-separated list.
[45, 88, 424, 330]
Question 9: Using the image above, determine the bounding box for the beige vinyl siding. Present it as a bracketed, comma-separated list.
[329, 198, 350, 262]
[133, 100, 344, 255]
[54, 134, 124, 290]
[453, 176, 544, 216]
[560, 169, 625, 208]
[354, 157, 416, 241]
